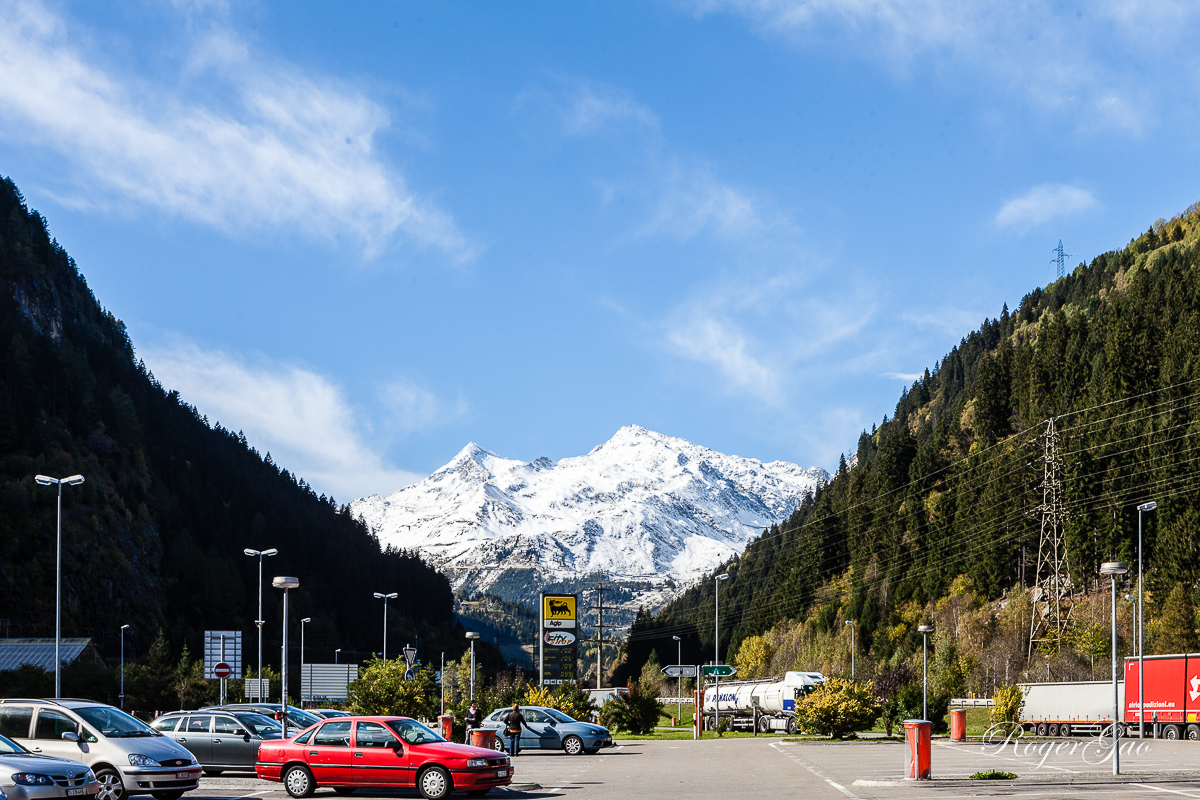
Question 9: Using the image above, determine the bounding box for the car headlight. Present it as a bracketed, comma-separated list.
[128, 754, 161, 767]
[466, 758, 489, 768]
[12, 774, 55, 786]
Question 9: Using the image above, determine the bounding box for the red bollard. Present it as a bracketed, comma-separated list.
[950, 708, 967, 741]
[904, 720, 932, 780]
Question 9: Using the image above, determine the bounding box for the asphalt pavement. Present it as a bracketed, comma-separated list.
[186, 736, 1200, 800]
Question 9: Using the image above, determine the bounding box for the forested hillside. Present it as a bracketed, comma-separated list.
[617, 202, 1200, 695]
[0, 176, 477, 688]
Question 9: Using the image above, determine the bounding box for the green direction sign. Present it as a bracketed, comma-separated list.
[701, 665, 736, 678]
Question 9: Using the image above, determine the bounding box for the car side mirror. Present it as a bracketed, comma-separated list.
[243, 733, 252, 742]
[389, 740, 403, 754]
[62, 732, 79, 742]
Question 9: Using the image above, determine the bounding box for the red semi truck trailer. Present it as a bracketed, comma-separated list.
[1019, 653, 1200, 739]
[1123, 653, 1200, 739]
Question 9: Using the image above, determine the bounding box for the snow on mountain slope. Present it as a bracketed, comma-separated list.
[351, 425, 828, 595]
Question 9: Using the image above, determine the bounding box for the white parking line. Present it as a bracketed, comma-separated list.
[1131, 784, 1200, 798]
[768, 742, 861, 799]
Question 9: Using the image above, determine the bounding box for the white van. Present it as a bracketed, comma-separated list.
[0, 700, 200, 800]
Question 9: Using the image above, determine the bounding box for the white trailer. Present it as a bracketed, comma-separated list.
[1020, 681, 1125, 736]
[701, 671, 825, 732]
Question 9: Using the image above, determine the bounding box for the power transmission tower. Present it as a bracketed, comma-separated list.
[1051, 240, 1071, 280]
[1028, 417, 1073, 659]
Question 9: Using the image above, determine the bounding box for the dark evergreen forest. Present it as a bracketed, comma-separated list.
[0, 176, 478, 680]
[617, 202, 1200, 688]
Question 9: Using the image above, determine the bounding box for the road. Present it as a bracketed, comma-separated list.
[189, 737, 1200, 800]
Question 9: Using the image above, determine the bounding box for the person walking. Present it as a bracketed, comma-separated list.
[503, 703, 533, 756]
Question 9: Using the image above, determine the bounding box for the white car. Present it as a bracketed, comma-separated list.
[0, 700, 199, 800]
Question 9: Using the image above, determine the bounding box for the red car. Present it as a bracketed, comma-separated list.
[256, 716, 512, 800]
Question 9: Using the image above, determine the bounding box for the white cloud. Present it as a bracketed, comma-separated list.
[142, 338, 422, 500]
[380, 379, 468, 434]
[881, 371, 922, 381]
[561, 84, 658, 135]
[666, 314, 783, 404]
[0, 0, 471, 259]
[994, 183, 1097, 231]
[643, 159, 771, 240]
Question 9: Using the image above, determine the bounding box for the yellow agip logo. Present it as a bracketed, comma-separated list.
[543, 595, 576, 621]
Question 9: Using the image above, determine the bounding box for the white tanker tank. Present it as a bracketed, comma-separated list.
[701, 671, 826, 733]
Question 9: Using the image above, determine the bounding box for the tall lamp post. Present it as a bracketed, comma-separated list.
[273, 576, 299, 723]
[244, 548, 278, 699]
[673, 635, 683, 724]
[714, 573, 730, 730]
[34, 473, 85, 699]
[1136, 500, 1156, 739]
[119, 624, 130, 708]
[300, 617, 311, 707]
[373, 592, 398, 659]
[845, 620, 857, 681]
[334, 649, 341, 664]
[465, 632, 480, 700]
[917, 625, 934, 721]
[1101, 561, 1128, 775]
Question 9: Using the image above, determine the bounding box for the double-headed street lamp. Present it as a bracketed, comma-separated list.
[1101, 561, 1129, 775]
[465, 632, 481, 699]
[244, 548, 278, 699]
[120, 624, 131, 709]
[373, 592, 398, 659]
[34, 473, 84, 699]
[273, 576, 299, 719]
[845, 620, 857, 681]
[917, 625, 934, 721]
[1136, 500, 1157, 739]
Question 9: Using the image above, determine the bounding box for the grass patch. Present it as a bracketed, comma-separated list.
[970, 770, 1017, 780]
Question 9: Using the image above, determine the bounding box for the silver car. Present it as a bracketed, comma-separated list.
[149, 712, 282, 775]
[0, 700, 200, 800]
[0, 732, 98, 800]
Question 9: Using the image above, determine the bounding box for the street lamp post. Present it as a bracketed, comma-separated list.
[714, 573, 730, 731]
[1101, 561, 1129, 775]
[845, 620, 857, 681]
[119, 624, 130, 708]
[917, 625, 934, 721]
[373, 592, 398, 659]
[465, 632, 481, 700]
[335, 649, 341, 664]
[673, 635, 683, 724]
[273, 576, 299, 725]
[244, 548, 278, 700]
[300, 618, 311, 707]
[34, 473, 84, 699]
[1136, 501, 1156, 739]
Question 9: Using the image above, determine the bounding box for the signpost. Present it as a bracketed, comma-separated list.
[244, 678, 268, 701]
[700, 665, 736, 677]
[214, 662, 232, 679]
[540, 593, 578, 686]
[204, 631, 242, 705]
[301, 663, 359, 703]
[663, 665, 698, 677]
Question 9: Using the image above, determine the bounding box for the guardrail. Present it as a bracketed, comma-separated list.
[950, 697, 995, 707]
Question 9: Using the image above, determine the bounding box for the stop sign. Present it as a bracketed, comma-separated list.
[214, 662, 231, 679]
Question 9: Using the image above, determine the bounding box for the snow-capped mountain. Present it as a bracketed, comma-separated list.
[351, 425, 828, 598]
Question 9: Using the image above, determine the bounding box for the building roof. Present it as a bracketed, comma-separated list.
[0, 639, 95, 672]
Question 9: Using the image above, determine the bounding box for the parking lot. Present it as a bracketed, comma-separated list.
[185, 736, 1200, 800]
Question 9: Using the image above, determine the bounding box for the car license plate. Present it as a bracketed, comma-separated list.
[495, 769, 508, 778]
[176, 772, 192, 779]
[66, 789, 86, 796]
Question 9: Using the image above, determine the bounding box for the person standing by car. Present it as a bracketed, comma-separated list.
[464, 701, 483, 738]
[503, 704, 533, 756]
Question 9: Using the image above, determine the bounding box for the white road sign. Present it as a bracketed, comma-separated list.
[662, 665, 698, 677]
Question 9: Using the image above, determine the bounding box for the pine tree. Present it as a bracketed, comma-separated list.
[1153, 585, 1199, 655]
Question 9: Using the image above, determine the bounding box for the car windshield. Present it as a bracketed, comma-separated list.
[75, 706, 159, 738]
[284, 708, 322, 728]
[236, 714, 282, 736]
[385, 719, 445, 745]
[543, 708, 575, 723]
[0, 734, 29, 755]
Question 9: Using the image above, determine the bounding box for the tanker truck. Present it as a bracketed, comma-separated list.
[701, 671, 826, 733]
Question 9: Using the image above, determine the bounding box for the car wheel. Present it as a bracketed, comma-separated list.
[563, 735, 584, 755]
[1036, 723, 1048, 737]
[492, 735, 506, 752]
[1188, 724, 1200, 741]
[94, 768, 126, 800]
[202, 769, 223, 776]
[152, 792, 184, 800]
[1165, 724, 1181, 740]
[758, 716, 771, 733]
[284, 765, 315, 798]
[786, 718, 798, 735]
[1059, 724, 1071, 738]
[418, 766, 452, 800]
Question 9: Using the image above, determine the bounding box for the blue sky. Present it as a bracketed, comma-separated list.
[3, 0, 1199, 501]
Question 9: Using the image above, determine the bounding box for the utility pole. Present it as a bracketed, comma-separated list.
[592, 582, 604, 689]
[1029, 417, 1074, 659]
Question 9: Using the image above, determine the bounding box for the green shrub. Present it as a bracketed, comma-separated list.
[793, 677, 882, 739]
[991, 684, 1024, 725]
[598, 680, 661, 734]
[970, 771, 1017, 780]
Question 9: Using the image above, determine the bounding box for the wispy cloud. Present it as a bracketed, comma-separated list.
[643, 159, 772, 241]
[380, 378, 468, 435]
[881, 371, 922, 381]
[561, 83, 658, 135]
[994, 183, 1097, 231]
[0, 0, 472, 259]
[666, 313, 783, 404]
[142, 338, 422, 500]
